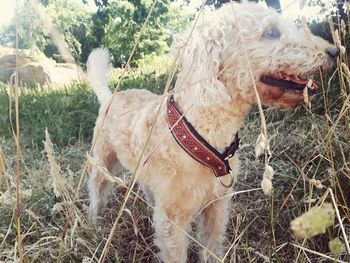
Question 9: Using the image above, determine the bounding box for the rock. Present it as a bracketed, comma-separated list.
[45, 63, 84, 87]
[18, 63, 51, 87]
[0, 47, 85, 87]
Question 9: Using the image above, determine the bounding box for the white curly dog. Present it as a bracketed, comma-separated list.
[87, 2, 337, 262]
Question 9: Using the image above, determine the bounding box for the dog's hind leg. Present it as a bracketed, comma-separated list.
[89, 137, 119, 221]
[197, 198, 231, 263]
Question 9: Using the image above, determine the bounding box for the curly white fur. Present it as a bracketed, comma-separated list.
[87, 2, 336, 262]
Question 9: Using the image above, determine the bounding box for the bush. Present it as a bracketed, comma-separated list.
[110, 54, 175, 94]
[115, 70, 168, 94]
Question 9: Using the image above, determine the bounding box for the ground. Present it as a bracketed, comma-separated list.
[0, 89, 349, 262]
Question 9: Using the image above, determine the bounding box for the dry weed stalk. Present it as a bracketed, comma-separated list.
[31, 0, 74, 64]
[229, 1, 274, 196]
[329, 188, 350, 256]
[96, 2, 158, 262]
[291, 243, 348, 263]
[94, 1, 231, 262]
[44, 130, 84, 225]
[12, 1, 25, 261]
[0, 148, 6, 175]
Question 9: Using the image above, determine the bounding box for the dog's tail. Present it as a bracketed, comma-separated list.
[87, 48, 112, 104]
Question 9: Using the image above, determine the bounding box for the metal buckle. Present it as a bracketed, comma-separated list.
[217, 170, 235, 188]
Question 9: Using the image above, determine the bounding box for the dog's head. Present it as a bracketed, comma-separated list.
[172, 2, 337, 108]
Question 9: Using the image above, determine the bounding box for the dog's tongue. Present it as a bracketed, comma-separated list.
[282, 74, 317, 90]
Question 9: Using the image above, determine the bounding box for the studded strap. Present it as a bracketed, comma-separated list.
[166, 95, 240, 177]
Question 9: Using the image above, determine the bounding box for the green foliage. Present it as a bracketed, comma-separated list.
[46, 0, 91, 62]
[110, 53, 173, 94]
[136, 53, 172, 74]
[0, 0, 90, 63]
[0, 82, 99, 148]
[0, 83, 10, 137]
[91, 0, 189, 67]
[0, 0, 189, 67]
[117, 70, 168, 94]
[0, 1, 47, 50]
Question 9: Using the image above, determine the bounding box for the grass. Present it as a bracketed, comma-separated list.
[1, 83, 349, 262]
[0, 40, 349, 263]
[0, 62, 171, 149]
[0, 82, 99, 148]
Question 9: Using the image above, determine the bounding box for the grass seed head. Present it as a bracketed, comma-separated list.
[341, 62, 350, 78]
[263, 165, 274, 180]
[341, 20, 346, 36]
[309, 178, 324, 189]
[255, 133, 267, 158]
[303, 80, 313, 108]
[328, 237, 346, 255]
[334, 30, 346, 55]
[290, 203, 335, 239]
[261, 165, 274, 195]
[44, 129, 67, 198]
[261, 177, 272, 196]
[0, 149, 6, 175]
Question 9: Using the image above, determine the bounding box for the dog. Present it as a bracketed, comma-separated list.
[87, 2, 337, 262]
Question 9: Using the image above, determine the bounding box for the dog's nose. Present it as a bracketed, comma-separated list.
[325, 47, 339, 59]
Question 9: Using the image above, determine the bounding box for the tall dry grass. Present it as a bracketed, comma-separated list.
[0, 1, 350, 262]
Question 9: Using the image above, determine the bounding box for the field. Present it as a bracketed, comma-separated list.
[0, 55, 349, 263]
[1, 0, 349, 261]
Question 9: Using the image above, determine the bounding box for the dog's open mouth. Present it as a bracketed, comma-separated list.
[260, 73, 318, 95]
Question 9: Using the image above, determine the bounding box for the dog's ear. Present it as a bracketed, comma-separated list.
[172, 27, 231, 106]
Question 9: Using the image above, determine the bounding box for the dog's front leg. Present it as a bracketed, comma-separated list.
[197, 197, 231, 263]
[153, 208, 192, 263]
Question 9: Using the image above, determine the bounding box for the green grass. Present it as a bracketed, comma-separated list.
[0, 82, 99, 148]
[0, 65, 171, 149]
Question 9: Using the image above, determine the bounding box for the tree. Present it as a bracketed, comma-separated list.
[46, 0, 91, 62]
[0, 0, 90, 63]
[0, 0, 47, 50]
[87, 0, 189, 67]
[191, 0, 281, 10]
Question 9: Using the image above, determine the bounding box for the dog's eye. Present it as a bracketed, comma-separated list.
[262, 27, 281, 39]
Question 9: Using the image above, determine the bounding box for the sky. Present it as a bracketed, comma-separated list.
[0, 0, 16, 26]
[0, 0, 334, 27]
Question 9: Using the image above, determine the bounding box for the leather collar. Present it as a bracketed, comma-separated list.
[166, 95, 240, 177]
